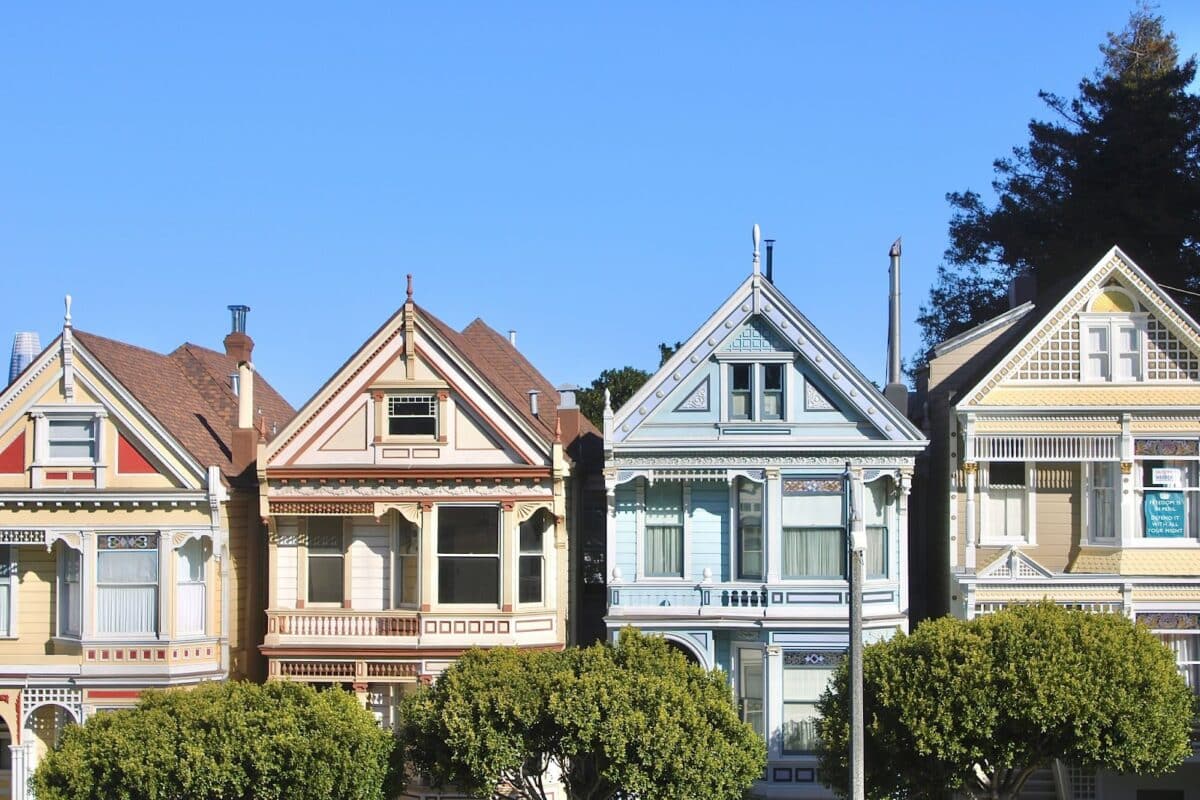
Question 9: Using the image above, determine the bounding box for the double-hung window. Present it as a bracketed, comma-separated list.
[737, 648, 765, 739]
[865, 481, 888, 579]
[0, 545, 13, 637]
[48, 418, 97, 461]
[393, 519, 419, 607]
[57, 545, 81, 638]
[176, 538, 207, 636]
[306, 518, 345, 605]
[1088, 462, 1119, 542]
[438, 506, 499, 604]
[518, 511, 548, 604]
[727, 363, 787, 422]
[984, 462, 1030, 542]
[1135, 440, 1200, 539]
[782, 480, 844, 579]
[736, 478, 764, 580]
[782, 653, 838, 754]
[97, 533, 159, 636]
[644, 482, 684, 578]
[1083, 316, 1142, 382]
[387, 394, 437, 436]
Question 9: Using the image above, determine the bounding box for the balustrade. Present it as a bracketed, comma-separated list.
[267, 609, 419, 638]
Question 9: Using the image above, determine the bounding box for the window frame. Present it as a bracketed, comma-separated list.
[980, 461, 1036, 545]
[56, 544, 81, 639]
[95, 532, 160, 638]
[781, 652, 840, 755]
[436, 505, 501, 606]
[735, 477, 764, 581]
[735, 646, 765, 740]
[392, 517, 420, 608]
[1086, 461, 1120, 543]
[386, 393, 438, 438]
[781, 479, 846, 580]
[718, 356, 793, 423]
[1080, 311, 1146, 383]
[0, 545, 15, 638]
[1133, 440, 1200, 542]
[305, 517, 346, 607]
[34, 406, 106, 466]
[637, 480, 688, 581]
[175, 537, 208, 637]
[518, 511, 548, 606]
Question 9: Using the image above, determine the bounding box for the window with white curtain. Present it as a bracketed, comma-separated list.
[865, 480, 888, 579]
[1156, 632, 1200, 695]
[176, 538, 207, 636]
[782, 482, 844, 579]
[984, 462, 1028, 541]
[782, 659, 836, 753]
[1089, 462, 1119, 541]
[644, 482, 684, 578]
[0, 545, 13, 637]
[97, 533, 159, 636]
[57, 545, 81, 638]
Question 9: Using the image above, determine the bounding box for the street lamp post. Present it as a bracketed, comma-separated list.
[846, 463, 866, 800]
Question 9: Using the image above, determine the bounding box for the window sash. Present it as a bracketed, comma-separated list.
[438, 556, 499, 604]
[0, 545, 10, 637]
[394, 523, 419, 607]
[645, 525, 683, 577]
[738, 650, 765, 739]
[866, 526, 887, 579]
[738, 479, 764, 580]
[518, 554, 543, 604]
[98, 586, 157, 635]
[1091, 462, 1118, 540]
[782, 527, 844, 578]
[307, 553, 344, 604]
[387, 394, 437, 436]
[59, 547, 81, 637]
[782, 666, 834, 754]
[48, 418, 97, 460]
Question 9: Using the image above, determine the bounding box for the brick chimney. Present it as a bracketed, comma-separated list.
[225, 305, 257, 474]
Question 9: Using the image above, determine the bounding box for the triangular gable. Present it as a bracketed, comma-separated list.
[977, 546, 1054, 580]
[267, 303, 554, 469]
[961, 247, 1200, 406]
[610, 273, 925, 447]
[0, 335, 206, 488]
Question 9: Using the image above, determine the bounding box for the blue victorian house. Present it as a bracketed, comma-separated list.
[603, 228, 927, 797]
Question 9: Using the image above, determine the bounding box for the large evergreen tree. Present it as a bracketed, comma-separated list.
[917, 6, 1200, 356]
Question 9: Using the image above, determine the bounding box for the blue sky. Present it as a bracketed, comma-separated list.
[3, 2, 1199, 408]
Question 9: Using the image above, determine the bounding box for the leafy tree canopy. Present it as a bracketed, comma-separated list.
[916, 5, 1200, 359]
[399, 628, 765, 800]
[577, 342, 682, 428]
[33, 681, 398, 800]
[816, 603, 1194, 800]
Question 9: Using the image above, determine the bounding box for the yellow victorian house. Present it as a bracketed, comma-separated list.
[914, 247, 1200, 800]
[0, 300, 293, 800]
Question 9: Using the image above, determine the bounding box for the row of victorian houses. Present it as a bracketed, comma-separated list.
[0, 231, 1198, 800]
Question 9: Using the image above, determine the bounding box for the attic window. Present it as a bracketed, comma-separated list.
[387, 394, 437, 436]
[48, 418, 97, 461]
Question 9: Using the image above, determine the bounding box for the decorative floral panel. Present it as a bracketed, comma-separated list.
[1134, 439, 1199, 457]
[783, 650, 845, 667]
[1137, 612, 1200, 630]
[782, 478, 842, 495]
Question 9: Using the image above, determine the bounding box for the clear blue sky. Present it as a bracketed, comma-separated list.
[3, 2, 1199, 408]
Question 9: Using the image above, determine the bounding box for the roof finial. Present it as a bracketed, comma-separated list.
[752, 224, 761, 275]
[406, 274, 413, 301]
[64, 294, 73, 329]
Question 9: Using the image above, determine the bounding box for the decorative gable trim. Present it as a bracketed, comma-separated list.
[962, 248, 1200, 407]
[804, 381, 836, 411]
[610, 274, 925, 447]
[977, 547, 1055, 580]
[673, 376, 710, 413]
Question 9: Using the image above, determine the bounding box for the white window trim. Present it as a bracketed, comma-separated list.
[1079, 312, 1147, 384]
[32, 406, 107, 467]
[634, 479, 691, 582]
[55, 544, 82, 639]
[174, 537, 208, 639]
[979, 462, 1037, 545]
[385, 393, 438, 438]
[0, 545, 16, 639]
[732, 478, 766, 582]
[715, 354, 795, 424]
[1131, 446, 1200, 544]
[390, 514, 420, 609]
[94, 532, 162, 640]
[1084, 461, 1120, 544]
[516, 511, 549, 607]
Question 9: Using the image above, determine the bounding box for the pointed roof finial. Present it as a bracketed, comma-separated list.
[890, 237, 902, 258]
[64, 294, 73, 329]
[406, 274, 414, 301]
[603, 387, 613, 414]
[752, 224, 761, 275]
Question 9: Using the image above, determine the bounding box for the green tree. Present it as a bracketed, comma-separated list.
[33, 681, 398, 800]
[917, 5, 1200, 356]
[816, 603, 1193, 800]
[399, 628, 765, 800]
[577, 342, 685, 428]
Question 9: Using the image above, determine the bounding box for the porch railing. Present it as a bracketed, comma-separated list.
[266, 609, 419, 638]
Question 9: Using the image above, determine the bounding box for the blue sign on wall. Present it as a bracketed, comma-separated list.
[1144, 491, 1187, 538]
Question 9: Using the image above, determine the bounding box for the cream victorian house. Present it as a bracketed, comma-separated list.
[0, 301, 293, 800]
[259, 279, 601, 733]
[914, 247, 1200, 800]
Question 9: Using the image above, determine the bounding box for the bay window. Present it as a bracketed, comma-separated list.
[736, 478, 763, 580]
[1135, 440, 1200, 539]
[438, 506, 499, 604]
[782, 480, 844, 579]
[782, 653, 838, 754]
[176, 538, 207, 636]
[393, 519, 419, 607]
[57, 545, 81, 638]
[306, 518, 345, 605]
[97, 533, 158, 636]
[644, 482, 684, 578]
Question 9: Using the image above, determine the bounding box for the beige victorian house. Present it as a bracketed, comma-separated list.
[259, 281, 601, 734]
[914, 247, 1200, 800]
[0, 301, 293, 800]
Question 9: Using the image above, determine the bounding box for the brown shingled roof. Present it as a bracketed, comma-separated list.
[414, 306, 598, 447]
[73, 331, 295, 480]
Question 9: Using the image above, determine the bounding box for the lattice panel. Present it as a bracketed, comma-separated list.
[1015, 318, 1079, 380]
[723, 317, 787, 352]
[1146, 318, 1200, 381]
